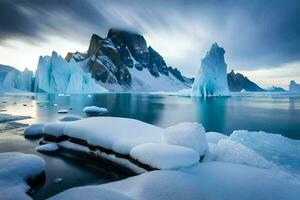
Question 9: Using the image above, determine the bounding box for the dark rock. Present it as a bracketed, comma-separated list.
[227, 70, 265, 92]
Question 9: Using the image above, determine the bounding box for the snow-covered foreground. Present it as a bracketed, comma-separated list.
[0, 153, 45, 200]
[23, 116, 300, 200]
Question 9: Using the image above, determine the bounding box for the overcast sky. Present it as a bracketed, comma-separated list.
[0, 0, 299, 88]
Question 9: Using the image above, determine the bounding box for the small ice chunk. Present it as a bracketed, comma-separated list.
[44, 122, 66, 137]
[206, 132, 228, 144]
[87, 94, 92, 97]
[53, 103, 58, 107]
[54, 178, 63, 184]
[57, 109, 68, 114]
[83, 106, 108, 114]
[130, 143, 200, 170]
[36, 143, 59, 152]
[24, 123, 45, 138]
[162, 122, 208, 155]
[59, 115, 82, 122]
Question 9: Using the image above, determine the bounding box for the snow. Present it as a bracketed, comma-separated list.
[44, 122, 66, 137]
[206, 131, 228, 144]
[62, 117, 162, 155]
[23, 123, 44, 138]
[192, 43, 230, 96]
[34, 51, 108, 93]
[0, 152, 45, 200]
[130, 143, 199, 170]
[50, 161, 300, 200]
[36, 143, 59, 152]
[57, 109, 68, 114]
[82, 106, 108, 114]
[162, 122, 208, 155]
[58, 115, 82, 122]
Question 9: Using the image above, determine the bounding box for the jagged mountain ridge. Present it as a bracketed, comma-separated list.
[227, 70, 265, 92]
[65, 28, 189, 92]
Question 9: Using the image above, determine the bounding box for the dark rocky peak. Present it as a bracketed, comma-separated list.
[87, 34, 105, 56]
[107, 28, 149, 67]
[148, 46, 168, 77]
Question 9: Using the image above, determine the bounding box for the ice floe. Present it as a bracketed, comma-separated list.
[36, 143, 59, 152]
[24, 123, 44, 138]
[82, 106, 108, 114]
[58, 115, 82, 122]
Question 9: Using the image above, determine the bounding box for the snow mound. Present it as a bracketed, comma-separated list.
[36, 143, 59, 152]
[192, 43, 230, 96]
[130, 143, 199, 170]
[206, 132, 228, 144]
[58, 115, 82, 122]
[63, 117, 163, 154]
[82, 106, 108, 114]
[57, 109, 68, 114]
[44, 122, 66, 137]
[24, 123, 44, 138]
[50, 162, 300, 200]
[162, 122, 208, 155]
[0, 152, 45, 200]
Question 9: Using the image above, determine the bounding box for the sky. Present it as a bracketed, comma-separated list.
[0, 0, 299, 89]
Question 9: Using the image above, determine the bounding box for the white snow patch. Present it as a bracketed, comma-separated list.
[44, 122, 67, 137]
[57, 109, 68, 114]
[36, 143, 59, 152]
[206, 131, 228, 144]
[82, 106, 108, 114]
[130, 143, 199, 170]
[0, 152, 45, 200]
[24, 123, 44, 138]
[162, 122, 208, 155]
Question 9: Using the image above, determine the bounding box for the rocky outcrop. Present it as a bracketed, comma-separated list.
[227, 70, 265, 92]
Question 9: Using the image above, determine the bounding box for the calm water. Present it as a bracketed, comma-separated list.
[1, 92, 300, 139]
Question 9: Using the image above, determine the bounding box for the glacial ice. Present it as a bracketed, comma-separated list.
[192, 43, 230, 96]
[36, 144, 59, 152]
[24, 123, 45, 138]
[3, 68, 34, 92]
[34, 51, 108, 93]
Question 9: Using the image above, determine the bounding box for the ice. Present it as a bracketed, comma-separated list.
[3, 68, 34, 92]
[130, 143, 200, 170]
[50, 161, 300, 200]
[214, 139, 273, 169]
[36, 143, 59, 152]
[57, 109, 68, 114]
[206, 131, 228, 144]
[289, 80, 300, 92]
[34, 51, 108, 93]
[192, 43, 230, 96]
[24, 123, 45, 138]
[162, 122, 208, 155]
[82, 106, 108, 114]
[0, 152, 45, 200]
[58, 115, 82, 122]
[228, 130, 300, 175]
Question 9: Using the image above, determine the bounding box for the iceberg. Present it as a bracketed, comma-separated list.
[192, 43, 229, 96]
[34, 51, 108, 93]
[3, 68, 34, 91]
[289, 80, 300, 92]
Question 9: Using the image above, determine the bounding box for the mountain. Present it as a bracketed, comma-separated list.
[227, 70, 265, 92]
[266, 86, 286, 92]
[289, 80, 300, 92]
[192, 43, 229, 96]
[58, 28, 190, 92]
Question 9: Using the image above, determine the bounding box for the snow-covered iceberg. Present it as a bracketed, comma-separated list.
[34, 51, 108, 93]
[192, 43, 229, 96]
[289, 80, 300, 93]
